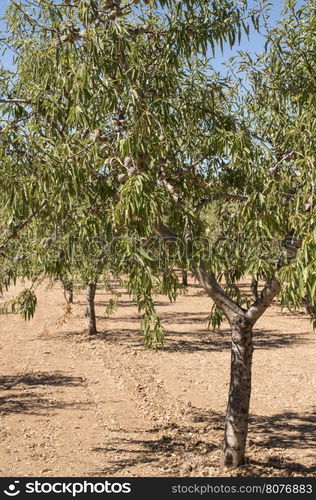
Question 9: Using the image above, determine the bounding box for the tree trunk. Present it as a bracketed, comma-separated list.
[86, 283, 97, 335]
[223, 315, 254, 467]
[302, 297, 316, 318]
[154, 225, 301, 469]
[182, 270, 188, 286]
[250, 277, 259, 300]
[65, 282, 73, 304]
[61, 276, 74, 303]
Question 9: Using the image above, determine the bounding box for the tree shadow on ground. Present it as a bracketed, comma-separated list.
[44, 329, 144, 346]
[248, 411, 316, 450]
[0, 372, 85, 390]
[48, 324, 310, 352]
[159, 328, 308, 352]
[91, 407, 315, 476]
[90, 422, 218, 475]
[0, 371, 89, 416]
[93, 407, 316, 476]
[0, 393, 92, 416]
[189, 406, 316, 475]
[188, 406, 316, 450]
[76, 300, 170, 308]
[280, 309, 310, 317]
[99, 307, 310, 351]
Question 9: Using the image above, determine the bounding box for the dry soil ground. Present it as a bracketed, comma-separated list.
[0, 278, 315, 477]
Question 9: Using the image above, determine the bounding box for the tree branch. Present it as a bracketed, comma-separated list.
[157, 162, 248, 210]
[160, 179, 180, 203]
[0, 99, 33, 104]
[246, 233, 302, 324]
[195, 192, 248, 211]
[153, 222, 244, 320]
[195, 268, 245, 320]
[0, 203, 46, 255]
[152, 223, 178, 242]
[269, 151, 295, 176]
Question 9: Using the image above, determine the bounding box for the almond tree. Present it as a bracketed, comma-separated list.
[0, 0, 257, 340]
[3, 0, 314, 470]
[200, 0, 316, 465]
[156, 0, 316, 466]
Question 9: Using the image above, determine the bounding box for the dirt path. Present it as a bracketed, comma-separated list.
[0, 280, 315, 477]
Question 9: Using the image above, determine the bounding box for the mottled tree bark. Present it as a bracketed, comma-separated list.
[86, 283, 97, 335]
[196, 269, 255, 467]
[154, 222, 301, 468]
[223, 315, 254, 467]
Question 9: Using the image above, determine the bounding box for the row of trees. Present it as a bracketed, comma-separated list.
[0, 0, 315, 468]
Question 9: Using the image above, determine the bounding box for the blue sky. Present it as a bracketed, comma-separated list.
[0, 0, 306, 72]
[210, 0, 305, 72]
